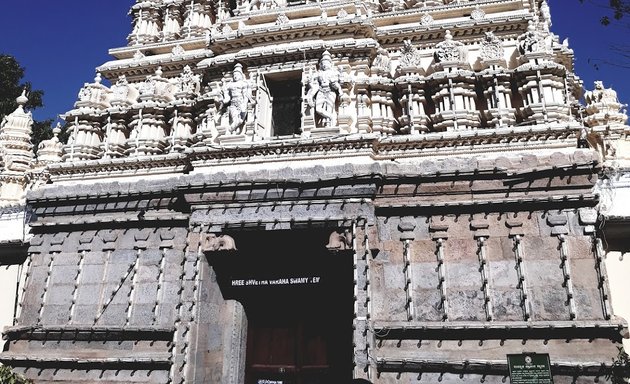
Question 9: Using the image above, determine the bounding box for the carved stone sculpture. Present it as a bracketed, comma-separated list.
[221, 63, 252, 135]
[517, 21, 552, 56]
[434, 30, 467, 64]
[173, 65, 201, 97]
[306, 51, 341, 128]
[202, 234, 237, 251]
[399, 40, 422, 69]
[326, 230, 352, 251]
[372, 48, 391, 75]
[584, 81, 628, 128]
[248, 0, 279, 12]
[110, 75, 139, 107]
[479, 32, 504, 62]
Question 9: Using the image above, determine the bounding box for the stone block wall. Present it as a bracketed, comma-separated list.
[1, 154, 626, 383]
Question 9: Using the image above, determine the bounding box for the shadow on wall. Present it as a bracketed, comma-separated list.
[352, 380, 373, 384]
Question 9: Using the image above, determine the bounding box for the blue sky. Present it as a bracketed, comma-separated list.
[0, 0, 627, 122]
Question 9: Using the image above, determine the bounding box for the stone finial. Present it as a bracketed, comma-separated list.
[110, 75, 139, 106]
[75, 73, 111, 110]
[470, 6, 486, 20]
[0, 89, 35, 173]
[138, 66, 175, 103]
[433, 30, 468, 70]
[37, 123, 64, 165]
[16, 89, 28, 106]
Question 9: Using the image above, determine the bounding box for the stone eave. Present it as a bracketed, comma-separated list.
[43, 122, 588, 182]
[197, 38, 378, 71]
[377, 0, 526, 19]
[2, 325, 175, 341]
[46, 153, 192, 182]
[372, 319, 627, 341]
[209, 17, 375, 55]
[108, 37, 208, 60]
[375, 13, 531, 46]
[98, 50, 212, 83]
[0, 353, 171, 370]
[232, 0, 370, 23]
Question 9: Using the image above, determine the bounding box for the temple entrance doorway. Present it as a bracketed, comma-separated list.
[210, 229, 354, 384]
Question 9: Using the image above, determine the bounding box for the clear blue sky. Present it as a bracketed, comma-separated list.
[0, 0, 627, 122]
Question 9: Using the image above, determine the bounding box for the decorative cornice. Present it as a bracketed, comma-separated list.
[42, 122, 590, 181]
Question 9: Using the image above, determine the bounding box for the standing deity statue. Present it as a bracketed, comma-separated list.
[306, 51, 341, 128]
[221, 63, 252, 135]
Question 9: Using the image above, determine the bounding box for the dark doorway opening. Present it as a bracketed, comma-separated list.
[209, 229, 354, 384]
[267, 76, 303, 137]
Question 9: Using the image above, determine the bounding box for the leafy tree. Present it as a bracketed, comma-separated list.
[0, 364, 32, 384]
[0, 54, 56, 151]
[576, 1, 630, 69]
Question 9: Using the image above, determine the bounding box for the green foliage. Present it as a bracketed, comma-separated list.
[0, 364, 32, 384]
[0, 54, 58, 150]
[578, 0, 630, 25]
[608, 346, 630, 384]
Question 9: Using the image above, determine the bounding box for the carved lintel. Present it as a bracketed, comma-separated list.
[326, 229, 352, 251]
[202, 233, 237, 252]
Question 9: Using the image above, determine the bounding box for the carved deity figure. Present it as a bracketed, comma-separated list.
[372, 48, 391, 74]
[174, 65, 201, 95]
[585, 81, 621, 106]
[306, 51, 341, 128]
[518, 21, 552, 55]
[221, 63, 252, 134]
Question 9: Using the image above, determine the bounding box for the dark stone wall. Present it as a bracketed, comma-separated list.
[1, 153, 625, 383]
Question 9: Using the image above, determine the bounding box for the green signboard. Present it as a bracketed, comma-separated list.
[507, 353, 554, 384]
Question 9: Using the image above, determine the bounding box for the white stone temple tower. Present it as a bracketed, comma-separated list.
[1, 0, 630, 383]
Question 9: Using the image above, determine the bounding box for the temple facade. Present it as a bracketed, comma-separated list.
[1, 0, 630, 383]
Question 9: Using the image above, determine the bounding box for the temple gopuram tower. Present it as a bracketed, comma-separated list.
[1, 0, 629, 383]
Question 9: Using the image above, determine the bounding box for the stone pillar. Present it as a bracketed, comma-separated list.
[181, 0, 213, 39]
[102, 109, 129, 158]
[428, 31, 481, 131]
[479, 70, 516, 128]
[63, 113, 104, 161]
[128, 1, 163, 45]
[161, 0, 184, 41]
[396, 79, 429, 134]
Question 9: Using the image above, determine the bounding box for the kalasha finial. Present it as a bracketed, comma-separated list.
[16, 88, 28, 106]
[53, 122, 62, 137]
[94, 73, 102, 84]
[444, 30, 453, 41]
[155, 66, 164, 77]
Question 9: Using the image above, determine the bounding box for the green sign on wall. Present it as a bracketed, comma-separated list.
[507, 353, 554, 384]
